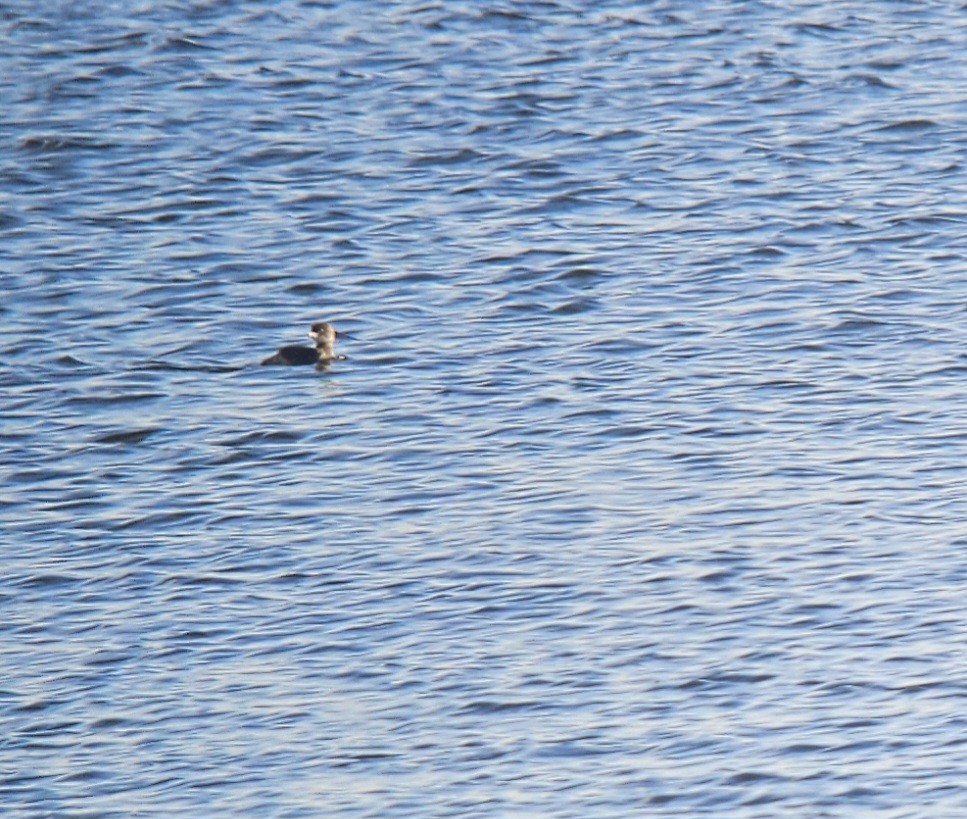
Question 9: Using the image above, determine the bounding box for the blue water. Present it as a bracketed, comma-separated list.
[3, 2, 967, 816]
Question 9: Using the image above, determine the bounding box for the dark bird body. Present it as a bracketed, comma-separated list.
[261, 345, 320, 366]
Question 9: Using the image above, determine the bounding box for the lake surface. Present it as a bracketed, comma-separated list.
[3, 1, 967, 816]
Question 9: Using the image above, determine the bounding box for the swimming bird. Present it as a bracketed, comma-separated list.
[261, 321, 343, 369]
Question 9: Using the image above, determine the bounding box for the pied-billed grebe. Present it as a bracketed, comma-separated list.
[261, 321, 343, 369]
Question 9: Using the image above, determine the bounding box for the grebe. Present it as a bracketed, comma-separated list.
[261, 321, 343, 369]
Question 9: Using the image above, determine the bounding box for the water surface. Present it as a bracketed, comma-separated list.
[3, 2, 967, 816]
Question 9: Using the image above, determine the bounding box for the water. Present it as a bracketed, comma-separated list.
[3, 1, 967, 816]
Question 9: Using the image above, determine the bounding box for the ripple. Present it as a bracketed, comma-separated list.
[3, 1, 967, 816]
